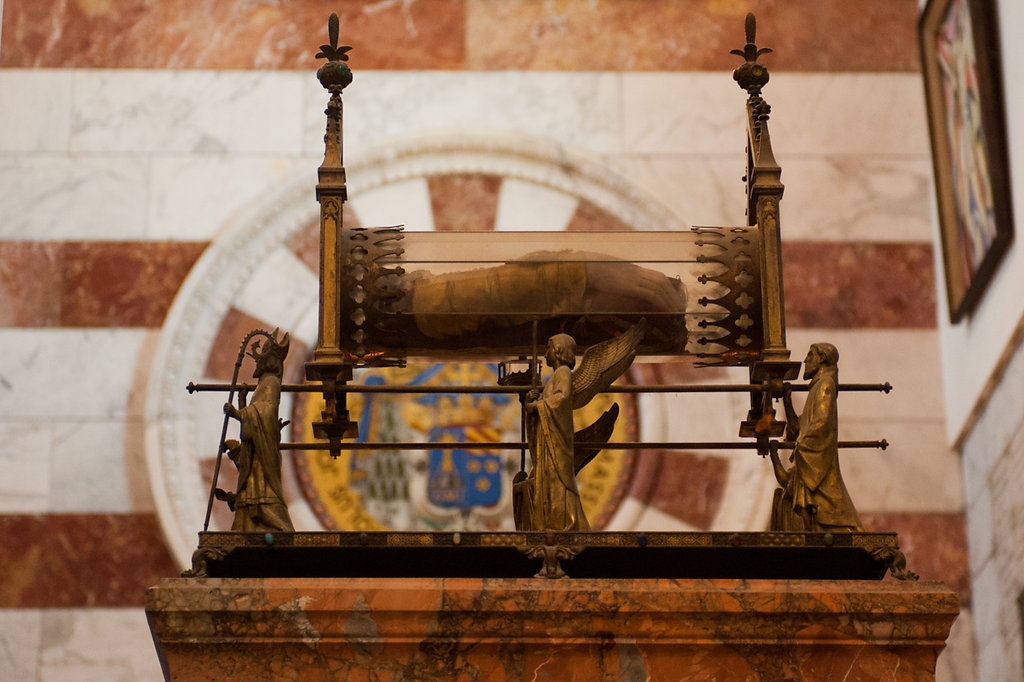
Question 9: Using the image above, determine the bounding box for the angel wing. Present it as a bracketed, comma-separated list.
[572, 403, 619, 474]
[570, 319, 647, 409]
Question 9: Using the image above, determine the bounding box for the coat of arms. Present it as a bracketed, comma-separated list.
[293, 362, 636, 531]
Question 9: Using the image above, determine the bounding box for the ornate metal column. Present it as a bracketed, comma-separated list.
[305, 13, 358, 448]
[732, 14, 800, 443]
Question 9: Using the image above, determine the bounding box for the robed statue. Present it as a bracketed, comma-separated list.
[769, 342, 862, 532]
[514, 322, 646, 532]
[216, 329, 295, 533]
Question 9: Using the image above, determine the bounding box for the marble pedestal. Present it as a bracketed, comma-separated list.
[147, 577, 957, 681]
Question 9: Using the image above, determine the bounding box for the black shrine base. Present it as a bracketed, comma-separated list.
[194, 531, 898, 580]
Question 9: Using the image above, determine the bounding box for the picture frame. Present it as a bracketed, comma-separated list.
[919, 0, 1013, 323]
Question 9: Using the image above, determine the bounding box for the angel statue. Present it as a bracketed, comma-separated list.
[513, 321, 646, 532]
[216, 328, 295, 533]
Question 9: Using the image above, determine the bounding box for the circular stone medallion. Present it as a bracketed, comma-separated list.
[292, 361, 639, 532]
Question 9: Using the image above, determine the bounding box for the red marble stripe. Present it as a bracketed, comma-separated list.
[0, 241, 207, 328]
[0, 242, 62, 326]
[428, 174, 501, 232]
[203, 307, 310, 383]
[566, 200, 632, 232]
[860, 511, 970, 604]
[0, 240, 936, 329]
[630, 448, 729, 531]
[0, 0, 465, 69]
[627, 361, 728, 530]
[200, 454, 241, 534]
[0, 514, 178, 608]
[783, 242, 937, 329]
[466, 0, 921, 72]
[60, 241, 208, 327]
[289, 219, 325, 276]
[0, 0, 918, 71]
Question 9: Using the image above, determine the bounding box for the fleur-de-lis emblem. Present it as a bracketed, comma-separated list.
[729, 12, 773, 64]
[731, 12, 772, 97]
[316, 13, 354, 91]
[316, 13, 352, 62]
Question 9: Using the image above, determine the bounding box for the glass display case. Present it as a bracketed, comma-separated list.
[338, 226, 763, 366]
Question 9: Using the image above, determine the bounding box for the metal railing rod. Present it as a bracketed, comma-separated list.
[189, 381, 891, 395]
[280, 439, 888, 451]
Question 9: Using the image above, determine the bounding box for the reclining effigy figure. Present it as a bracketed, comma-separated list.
[336, 226, 765, 368]
[402, 254, 686, 346]
[344, 243, 687, 360]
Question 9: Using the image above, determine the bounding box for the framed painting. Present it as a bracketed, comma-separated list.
[920, 0, 1013, 323]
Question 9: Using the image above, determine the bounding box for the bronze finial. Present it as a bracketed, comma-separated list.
[307, 12, 359, 452]
[730, 12, 772, 97]
[316, 13, 353, 91]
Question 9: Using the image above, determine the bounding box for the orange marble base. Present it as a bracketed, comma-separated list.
[147, 577, 958, 681]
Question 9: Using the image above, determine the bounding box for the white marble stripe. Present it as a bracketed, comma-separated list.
[0, 154, 150, 240]
[623, 72, 930, 157]
[348, 176, 435, 232]
[786, 328, 945, 420]
[0, 69, 931, 160]
[68, 70, 305, 155]
[0, 330, 148, 514]
[841, 419, 963, 512]
[0, 70, 73, 152]
[0, 70, 931, 243]
[0, 329, 147, 419]
[43, 608, 163, 682]
[0, 151, 932, 241]
[302, 71, 625, 158]
[0, 421, 50, 513]
[493, 178, 579, 232]
[0, 609, 41, 682]
[147, 154, 317, 241]
[616, 155, 934, 243]
[232, 246, 321, 334]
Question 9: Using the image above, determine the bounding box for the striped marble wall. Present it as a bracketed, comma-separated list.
[0, 1, 974, 679]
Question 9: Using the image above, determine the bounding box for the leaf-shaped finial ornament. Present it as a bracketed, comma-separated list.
[316, 13, 354, 90]
[315, 12, 353, 62]
[731, 12, 772, 96]
[730, 12, 772, 64]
